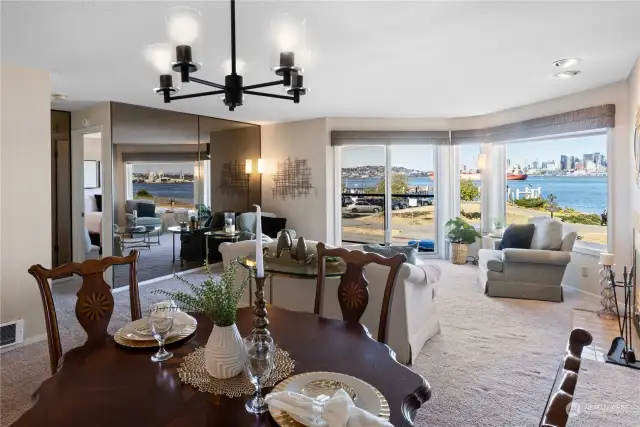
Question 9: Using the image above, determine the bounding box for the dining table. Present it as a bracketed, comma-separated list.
[13, 306, 431, 427]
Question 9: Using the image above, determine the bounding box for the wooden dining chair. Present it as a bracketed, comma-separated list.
[539, 328, 593, 427]
[314, 242, 406, 344]
[28, 250, 141, 375]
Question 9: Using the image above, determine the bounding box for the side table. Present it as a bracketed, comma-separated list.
[205, 231, 241, 263]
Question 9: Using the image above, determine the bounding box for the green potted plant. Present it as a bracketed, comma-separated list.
[492, 218, 505, 237]
[445, 217, 481, 264]
[154, 260, 250, 379]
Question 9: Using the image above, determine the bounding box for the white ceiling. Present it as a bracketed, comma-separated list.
[2, 1, 640, 124]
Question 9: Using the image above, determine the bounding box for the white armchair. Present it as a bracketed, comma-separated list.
[219, 240, 441, 364]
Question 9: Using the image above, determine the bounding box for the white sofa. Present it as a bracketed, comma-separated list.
[219, 240, 442, 364]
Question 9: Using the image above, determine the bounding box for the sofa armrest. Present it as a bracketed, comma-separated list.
[502, 248, 571, 266]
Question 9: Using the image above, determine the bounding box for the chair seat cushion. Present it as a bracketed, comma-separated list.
[498, 224, 535, 250]
[479, 249, 504, 272]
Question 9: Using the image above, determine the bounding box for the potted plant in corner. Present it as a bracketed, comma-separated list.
[445, 217, 481, 265]
[154, 260, 250, 379]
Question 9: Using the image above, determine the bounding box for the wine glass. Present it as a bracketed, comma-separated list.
[148, 301, 177, 362]
[243, 334, 275, 414]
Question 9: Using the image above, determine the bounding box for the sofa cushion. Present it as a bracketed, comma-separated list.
[137, 201, 156, 218]
[528, 217, 563, 250]
[363, 243, 418, 265]
[479, 249, 504, 272]
[498, 224, 535, 250]
[261, 216, 287, 238]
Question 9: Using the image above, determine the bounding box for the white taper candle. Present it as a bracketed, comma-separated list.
[254, 204, 264, 278]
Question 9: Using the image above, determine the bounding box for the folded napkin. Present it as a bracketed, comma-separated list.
[265, 388, 392, 427]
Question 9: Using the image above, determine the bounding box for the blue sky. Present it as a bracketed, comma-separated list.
[342, 134, 607, 171]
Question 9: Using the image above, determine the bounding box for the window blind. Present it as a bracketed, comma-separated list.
[331, 130, 451, 146]
[450, 104, 615, 144]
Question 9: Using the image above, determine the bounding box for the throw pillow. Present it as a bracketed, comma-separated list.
[261, 217, 287, 238]
[137, 201, 156, 218]
[363, 243, 418, 265]
[94, 194, 102, 212]
[528, 217, 563, 250]
[498, 224, 536, 250]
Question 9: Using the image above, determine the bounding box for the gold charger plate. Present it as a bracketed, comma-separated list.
[114, 318, 198, 348]
[269, 371, 390, 427]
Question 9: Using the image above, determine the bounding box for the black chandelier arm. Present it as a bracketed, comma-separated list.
[190, 77, 227, 90]
[242, 80, 286, 91]
[170, 90, 225, 101]
[243, 90, 295, 101]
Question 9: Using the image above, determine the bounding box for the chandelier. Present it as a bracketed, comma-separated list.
[146, 0, 308, 111]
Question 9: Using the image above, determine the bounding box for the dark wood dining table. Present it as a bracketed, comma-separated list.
[13, 307, 431, 427]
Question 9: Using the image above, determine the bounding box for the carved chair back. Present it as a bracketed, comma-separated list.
[28, 251, 141, 375]
[539, 328, 593, 427]
[314, 242, 406, 344]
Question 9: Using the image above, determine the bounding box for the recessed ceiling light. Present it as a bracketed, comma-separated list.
[553, 71, 581, 79]
[51, 93, 68, 101]
[552, 58, 582, 68]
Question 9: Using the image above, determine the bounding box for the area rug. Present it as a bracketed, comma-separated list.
[1, 261, 637, 427]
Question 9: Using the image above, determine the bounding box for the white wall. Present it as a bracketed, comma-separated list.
[260, 119, 331, 242]
[0, 64, 51, 342]
[72, 103, 113, 259]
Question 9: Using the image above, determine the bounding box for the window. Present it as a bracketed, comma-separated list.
[389, 145, 437, 252]
[341, 146, 386, 244]
[131, 162, 196, 208]
[458, 143, 482, 231]
[504, 134, 608, 247]
[339, 144, 438, 253]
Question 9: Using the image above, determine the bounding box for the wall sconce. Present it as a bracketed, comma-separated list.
[257, 158, 265, 174]
[245, 158, 253, 174]
[477, 153, 487, 171]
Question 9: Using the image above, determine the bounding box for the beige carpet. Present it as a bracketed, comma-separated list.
[2, 261, 638, 426]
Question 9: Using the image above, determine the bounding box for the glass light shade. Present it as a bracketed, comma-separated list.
[245, 159, 253, 174]
[257, 159, 265, 174]
[269, 13, 308, 71]
[222, 58, 246, 75]
[166, 6, 203, 66]
[145, 43, 174, 75]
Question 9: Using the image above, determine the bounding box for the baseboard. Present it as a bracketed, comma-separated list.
[562, 284, 626, 312]
[0, 333, 47, 354]
[111, 265, 207, 294]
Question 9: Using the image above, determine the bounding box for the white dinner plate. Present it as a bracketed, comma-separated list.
[119, 311, 195, 341]
[269, 372, 390, 427]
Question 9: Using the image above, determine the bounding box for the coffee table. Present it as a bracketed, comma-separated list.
[117, 225, 161, 250]
[167, 225, 188, 266]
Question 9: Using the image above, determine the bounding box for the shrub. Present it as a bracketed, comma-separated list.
[514, 197, 546, 209]
[460, 209, 481, 220]
[135, 189, 153, 199]
[557, 212, 601, 226]
[460, 180, 480, 202]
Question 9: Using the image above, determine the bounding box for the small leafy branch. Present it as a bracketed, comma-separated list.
[153, 258, 250, 327]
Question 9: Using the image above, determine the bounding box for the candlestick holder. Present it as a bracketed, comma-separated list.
[598, 264, 617, 320]
[252, 276, 270, 336]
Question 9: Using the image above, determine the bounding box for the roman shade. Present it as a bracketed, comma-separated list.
[451, 105, 615, 144]
[331, 131, 451, 146]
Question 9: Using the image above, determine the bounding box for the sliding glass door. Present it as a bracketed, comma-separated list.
[339, 144, 438, 254]
[341, 146, 387, 244]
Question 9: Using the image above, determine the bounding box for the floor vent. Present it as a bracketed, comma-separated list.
[0, 320, 24, 348]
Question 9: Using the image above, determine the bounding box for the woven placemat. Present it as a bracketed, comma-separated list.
[178, 346, 295, 398]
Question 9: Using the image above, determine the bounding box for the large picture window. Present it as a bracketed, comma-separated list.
[130, 162, 196, 208]
[339, 145, 438, 253]
[504, 134, 608, 247]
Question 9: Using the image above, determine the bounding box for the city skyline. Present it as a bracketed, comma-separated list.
[342, 134, 607, 172]
[132, 162, 194, 174]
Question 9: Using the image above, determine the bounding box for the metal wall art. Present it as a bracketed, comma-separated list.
[272, 157, 314, 200]
[220, 161, 249, 194]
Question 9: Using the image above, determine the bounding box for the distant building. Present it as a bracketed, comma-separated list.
[560, 155, 568, 171]
[583, 153, 594, 165]
[585, 161, 597, 171]
[575, 162, 584, 170]
[532, 160, 540, 169]
[507, 159, 511, 167]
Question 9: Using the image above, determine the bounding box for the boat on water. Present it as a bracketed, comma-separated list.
[507, 173, 528, 181]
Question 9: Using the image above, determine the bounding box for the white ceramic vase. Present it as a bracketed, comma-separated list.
[204, 324, 246, 379]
